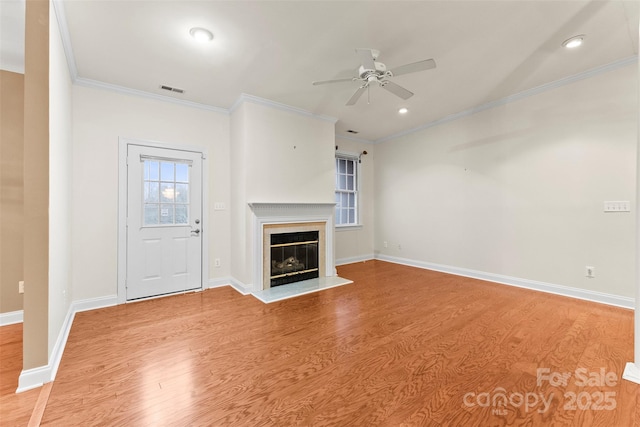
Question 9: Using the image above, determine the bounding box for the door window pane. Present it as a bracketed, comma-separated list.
[160, 205, 174, 224]
[175, 205, 188, 224]
[160, 162, 174, 181]
[144, 205, 159, 225]
[143, 159, 190, 226]
[160, 183, 176, 202]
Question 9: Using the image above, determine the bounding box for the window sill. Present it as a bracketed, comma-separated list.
[335, 224, 363, 231]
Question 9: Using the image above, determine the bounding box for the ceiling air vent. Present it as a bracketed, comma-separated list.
[160, 85, 185, 94]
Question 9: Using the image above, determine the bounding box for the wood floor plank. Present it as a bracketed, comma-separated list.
[0, 323, 41, 427]
[29, 260, 639, 426]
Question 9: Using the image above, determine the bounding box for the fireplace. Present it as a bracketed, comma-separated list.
[262, 221, 326, 290]
[270, 230, 319, 287]
[249, 203, 336, 291]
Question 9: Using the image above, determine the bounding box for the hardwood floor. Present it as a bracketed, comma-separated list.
[5, 260, 640, 425]
[0, 323, 41, 426]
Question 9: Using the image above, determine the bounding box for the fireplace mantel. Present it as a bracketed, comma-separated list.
[249, 202, 336, 291]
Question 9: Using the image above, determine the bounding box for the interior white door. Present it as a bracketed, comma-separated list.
[126, 144, 203, 300]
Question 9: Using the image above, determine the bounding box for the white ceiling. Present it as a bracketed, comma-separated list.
[0, 0, 25, 74]
[4, 1, 639, 142]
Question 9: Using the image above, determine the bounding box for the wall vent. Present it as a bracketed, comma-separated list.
[160, 85, 185, 94]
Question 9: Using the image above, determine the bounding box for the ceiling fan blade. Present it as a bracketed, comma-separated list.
[346, 86, 367, 106]
[312, 77, 355, 86]
[389, 59, 436, 77]
[381, 81, 414, 100]
[355, 48, 376, 70]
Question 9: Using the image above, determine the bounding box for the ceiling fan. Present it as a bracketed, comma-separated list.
[312, 48, 436, 106]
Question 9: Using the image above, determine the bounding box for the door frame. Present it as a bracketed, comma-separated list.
[117, 137, 209, 304]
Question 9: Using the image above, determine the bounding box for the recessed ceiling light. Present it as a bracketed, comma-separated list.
[562, 35, 585, 49]
[398, 107, 408, 114]
[190, 27, 214, 43]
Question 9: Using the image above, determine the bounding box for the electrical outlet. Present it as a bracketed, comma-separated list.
[604, 201, 631, 212]
[398, 244, 402, 250]
[214, 258, 221, 268]
[383, 241, 388, 248]
[586, 266, 595, 278]
[18, 281, 24, 294]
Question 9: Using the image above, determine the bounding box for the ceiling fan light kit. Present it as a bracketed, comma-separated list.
[562, 35, 585, 49]
[312, 48, 436, 106]
[189, 27, 214, 43]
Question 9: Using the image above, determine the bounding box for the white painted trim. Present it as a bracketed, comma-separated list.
[375, 55, 638, 144]
[48, 303, 75, 383]
[206, 277, 253, 294]
[336, 134, 374, 145]
[228, 277, 252, 295]
[230, 93, 338, 124]
[0, 310, 24, 326]
[17, 295, 117, 393]
[16, 366, 50, 393]
[335, 255, 375, 266]
[72, 295, 118, 313]
[376, 254, 635, 310]
[117, 138, 209, 304]
[52, 0, 78, 81]
[75, 77, 228, 114]
[623, 362, 640, 384]
[249, 203, 337, 292]
[207, 277, 232, 289]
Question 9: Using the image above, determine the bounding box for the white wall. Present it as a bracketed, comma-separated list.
[48, 1, 73, 356]
[375, 63, 637, 298]
[242, 102, 335, 203]
[334, 137, 375, 264]
[229, 100, 335, 286]
[229, 102, 249, 285]
[71, 86, 230, 300]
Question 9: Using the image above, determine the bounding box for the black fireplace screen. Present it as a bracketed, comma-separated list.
[270, 230, 319, 287]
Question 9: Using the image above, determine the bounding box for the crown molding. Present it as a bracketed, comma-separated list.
[335, 133, 375, 144]
[375, 55, 638, 144]
[75, 77, 229, 114]
[51, 0, 635, 143]
[230, 93, 338, 124]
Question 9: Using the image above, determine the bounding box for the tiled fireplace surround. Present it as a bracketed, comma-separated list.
[249, 203, 337, 291]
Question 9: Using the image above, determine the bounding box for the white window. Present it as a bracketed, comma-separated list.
[335, 154, 358, 226]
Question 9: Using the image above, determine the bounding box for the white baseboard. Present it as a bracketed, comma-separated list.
[376, 254, 635, 310]
[207, 277, 232, 289]
[0, 310, 24, 326]
[17, 295, 118, 393]
[335, 254, 375, 266]
[207, 277, 252, 295]
[229, 278, 252, 295]
[16, 365, 50, 393]
[72, 295, 118, 313]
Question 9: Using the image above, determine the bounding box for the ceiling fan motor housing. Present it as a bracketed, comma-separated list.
[358, 62, 387, 79]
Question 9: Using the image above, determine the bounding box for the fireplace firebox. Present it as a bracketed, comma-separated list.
[270, 231, 319, 287]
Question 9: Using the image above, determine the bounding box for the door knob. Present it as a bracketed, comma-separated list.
[191, 229, 200, 235]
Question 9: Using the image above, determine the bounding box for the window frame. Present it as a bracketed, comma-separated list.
[334, 152, 361, 228]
